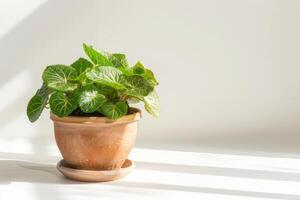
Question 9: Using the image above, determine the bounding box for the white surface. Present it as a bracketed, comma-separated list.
[1, 148, 300, 200]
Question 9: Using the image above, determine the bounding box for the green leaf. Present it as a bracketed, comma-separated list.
[42, 65, 78, 92]
[132, 61, 145, 74]
[110, 53, 129, 68]
[49, 91, 78, 117]
[27, 95, 47, 122]
[120, 61, 158, 87]
[86, 66, 126, 90]
[119, 62, 143, 76]
[133, 62, 158, 86]
[95, 84, 119, 102]
[124, 75, 153, 98]
[100, 101, 128, 119]
[96, 84, 116, 95]
[71, 57, 93, 76]
[77, 68, 93, 86]
[144, 69, 159, 86]
[83, 43, 113, 66]
[144, 69, 159, 87]
[79, 86, 106, 113]
[143, 90, 160, 117]
[27, 85, 50, 122]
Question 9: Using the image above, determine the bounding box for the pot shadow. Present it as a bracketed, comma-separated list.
[0, 159, 83, 185]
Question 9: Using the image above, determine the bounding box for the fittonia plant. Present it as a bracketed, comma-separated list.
[27, 43, 160, 122]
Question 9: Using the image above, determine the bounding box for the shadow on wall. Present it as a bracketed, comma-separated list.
[0, 0, 132, 153]
[0, 2, 113, 199]
[0, 0, 138, 87]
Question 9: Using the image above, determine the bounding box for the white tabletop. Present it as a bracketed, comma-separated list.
[1, 147, 300, 200]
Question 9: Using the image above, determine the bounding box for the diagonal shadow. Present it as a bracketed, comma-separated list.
[111, 182, 300, 200]
[0, 152, 300, 199]
[0, 0, 133, 88]
[0, 159, 84, 185]
[135, 161, 300, 182]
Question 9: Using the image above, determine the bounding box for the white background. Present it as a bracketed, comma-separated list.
[0, 0, 300, 154]
[1, 1, 300, 200]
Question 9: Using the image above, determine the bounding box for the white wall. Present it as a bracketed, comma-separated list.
[0, 0, 299, 153]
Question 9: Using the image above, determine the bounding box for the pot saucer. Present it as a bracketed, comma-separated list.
[57, 159, 133, 182]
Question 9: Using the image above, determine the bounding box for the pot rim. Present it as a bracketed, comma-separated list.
[50, 107, 141, 125]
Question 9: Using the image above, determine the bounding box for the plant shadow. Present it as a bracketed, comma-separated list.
[0, 159, 81, 185]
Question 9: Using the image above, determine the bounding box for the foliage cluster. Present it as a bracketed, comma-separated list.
[27, 44, 159, 122]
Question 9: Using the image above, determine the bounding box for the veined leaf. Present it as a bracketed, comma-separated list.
[27, 95, 47, 122]
[86, 66, 126, 90]
[96, 84, 119, 102]
[96, 84, 116, 95]
[134, 62, 158, 86]
[124, 75, 153, 98]
[49, 92, 78, 117]
[144, 69, 159, 86]
[100, 101, 128, 119]
[71, 57, 93, 76]
[27, 85, 50, 122]
[110, 53, 129, 68]
[143, 90, 160, 117]
[83, 43, 113, 66]
[77, 68, 93, 86]
[27, 44, 160, 122]
[79, 86, 106, 113]
[42, 65, 78, 92]
[36, 83, 52, 97]
[121, 61, 158, 87]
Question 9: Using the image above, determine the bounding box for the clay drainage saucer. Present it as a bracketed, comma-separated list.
[57, 159, 133, 182]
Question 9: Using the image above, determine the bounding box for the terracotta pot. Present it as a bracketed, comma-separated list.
[50, 108, 141, 170]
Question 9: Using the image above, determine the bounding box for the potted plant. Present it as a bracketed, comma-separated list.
[26, 43, 160, 181]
